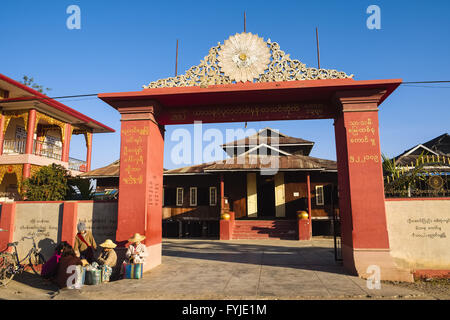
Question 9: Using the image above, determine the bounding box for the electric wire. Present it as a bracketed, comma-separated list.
[1, 80, 450, 105]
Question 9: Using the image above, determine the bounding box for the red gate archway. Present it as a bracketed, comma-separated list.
[98, 33, 412, 281]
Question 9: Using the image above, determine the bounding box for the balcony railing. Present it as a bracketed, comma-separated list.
[2, 139, 87, 172]
[3, 139, 63, 160]
[33, 140, 62, 160]
[3, 139, 26, 154]
[69, 157, 87, 172]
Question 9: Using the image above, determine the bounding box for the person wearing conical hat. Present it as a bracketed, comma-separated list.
[97, 239, 117, 268]
[125, 233, 148, 264]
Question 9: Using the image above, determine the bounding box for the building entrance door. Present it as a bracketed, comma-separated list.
[257, 174, 275, 218]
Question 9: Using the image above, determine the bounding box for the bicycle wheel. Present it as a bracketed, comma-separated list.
[29, 252, 46, 276]
[0, 253, 16, 286]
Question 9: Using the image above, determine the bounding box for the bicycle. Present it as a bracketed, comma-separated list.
[0, 229, 46, 287]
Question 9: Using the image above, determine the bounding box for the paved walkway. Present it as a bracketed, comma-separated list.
[0, 239, 431, 300]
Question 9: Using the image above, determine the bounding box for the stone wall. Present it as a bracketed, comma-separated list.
[385, 198, 450, 271]
[0, 200, 118, 262]
[12, 202, 63, 260]
[77, 201, 118, 245]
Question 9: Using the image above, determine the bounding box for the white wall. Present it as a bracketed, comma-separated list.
[385, 199, 450, 270]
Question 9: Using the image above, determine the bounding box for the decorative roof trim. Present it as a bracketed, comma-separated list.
[256, 127, 289, 138]
[143, 32, 353, 89]
[221, 127, 314, 147]
[237, 143, 292, 157]
[401, 144, 439, 158]
[223, 143, 314, 148]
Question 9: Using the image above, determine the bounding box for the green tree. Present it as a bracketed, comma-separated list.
[67, 177, 95, 200]
[22, 164, 70, 201]
[382, 152, 429, 196]
[382, 153, 401, 177]
[20, 76, 51, 94]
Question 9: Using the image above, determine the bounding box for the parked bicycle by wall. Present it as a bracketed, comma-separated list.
[0, 229, 46, 287]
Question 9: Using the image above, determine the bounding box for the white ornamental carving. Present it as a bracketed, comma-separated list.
[143, 32, 353, 89]
[218, 33, 271, 83]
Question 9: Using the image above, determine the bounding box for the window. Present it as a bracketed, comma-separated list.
[315, 185, 324, 206]
[163, 188, 176, 206]
[15, 126, 27, 140]
[190, 187, 197, 206]
[209, 187, 217, 206]
[197, 187, 209, 206]
[176, 187, 184, 206]
[0, 88, 9, 99]
[45, 134, 62, 147]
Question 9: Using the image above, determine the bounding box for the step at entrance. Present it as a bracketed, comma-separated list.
[232, 220, 298, 240]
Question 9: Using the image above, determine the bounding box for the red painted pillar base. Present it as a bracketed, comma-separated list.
[220, 211, 235, 240]
[116, 105, 164, 273]
[298, 218, 311, 241]
[413, 270, 450, 280]
[61, 201, 78, 246]
[0, 202, 16, 252]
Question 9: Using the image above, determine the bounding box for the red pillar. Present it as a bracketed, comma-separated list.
[24, 109, 36, 155]
[0, 202, 16, 252]
[61, 123, 72, 163]
[116, 105, 164, 272]
[85, 132, 92, 172]
[334, 90, 412, 282]
[297, 173, 312, 241]
[298, 216, 311, 241]
[220, 211, 235, 240]
[61, 201, 78, 246]
[0, 115, 4, 155]
[35, 128, 44, 156]
[306, 172, 312, 239]
[23, 109, 37, 179]
[220, 173, 224, 213]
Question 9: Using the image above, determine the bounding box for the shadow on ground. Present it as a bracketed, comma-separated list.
[162, 239, 349, 276]
[11, 271, 59, 293]
[2, 239, 434, 300]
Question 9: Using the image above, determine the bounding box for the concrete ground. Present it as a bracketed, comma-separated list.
[0, 238, 444, 300]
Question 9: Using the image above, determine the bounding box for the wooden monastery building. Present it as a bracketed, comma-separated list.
[82, 128, 339, 239]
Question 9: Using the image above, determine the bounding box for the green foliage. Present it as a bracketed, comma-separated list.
[382, 153, 400, 176]
[383, 152, 429, 195]
[67, 177, 95, 200]
[22, 164, 70, 201]
[20, 76, 51, 94]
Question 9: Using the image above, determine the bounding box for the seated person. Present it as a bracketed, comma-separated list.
[97, 239, 117, 268]
[126, 233, 148, 264]
[41, 241, 67, 280]
[73, 222, 97, 263]
[55, 244, 83, 289]
[96, 239, 117, 282]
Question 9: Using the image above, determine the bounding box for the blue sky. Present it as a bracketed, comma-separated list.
[1, 0, 449, 170]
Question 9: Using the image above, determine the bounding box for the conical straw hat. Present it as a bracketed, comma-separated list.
[100, 239, 117, 249]
[128, 233, 146, 243]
